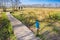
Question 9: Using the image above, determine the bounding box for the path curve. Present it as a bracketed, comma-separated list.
[6, 12, 40, 40]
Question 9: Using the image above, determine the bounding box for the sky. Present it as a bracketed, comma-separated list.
[0, 0, 60, 7]
[21, 0, 60, 5]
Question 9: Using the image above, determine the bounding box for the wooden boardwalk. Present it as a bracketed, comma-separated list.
[6, 12, 40, 40]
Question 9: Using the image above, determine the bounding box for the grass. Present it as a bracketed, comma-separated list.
[11, 8, 60, 40]
[0, 12, 16, 40]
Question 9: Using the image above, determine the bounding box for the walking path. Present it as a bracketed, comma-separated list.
[6, 12, 40, 40]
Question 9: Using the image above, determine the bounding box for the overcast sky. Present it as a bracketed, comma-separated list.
[21, 0, 60, 5]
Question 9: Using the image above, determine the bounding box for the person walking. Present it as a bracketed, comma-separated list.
[35, 20, 40, 36]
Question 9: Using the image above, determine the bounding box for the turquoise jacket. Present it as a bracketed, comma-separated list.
[35, 20, 39, 28]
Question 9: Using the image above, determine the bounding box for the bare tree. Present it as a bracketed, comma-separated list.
[55, 3, 57, 8]
[0, 0, 22, 11]
[0, 0, 2, 8]
[14, 0, 21, 10]
[49, 3, 51, 7]
[11, 0, 14, 10]
[2, 0, 6, 11]
[42, 4, 45, 8]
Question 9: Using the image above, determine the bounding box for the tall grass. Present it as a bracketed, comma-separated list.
[0, 12, 16, 40]
[11, 8, 60, 40]
[11, 12, 37, 27]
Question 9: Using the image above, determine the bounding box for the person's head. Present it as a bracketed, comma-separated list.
[36, 20, 39, 21]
